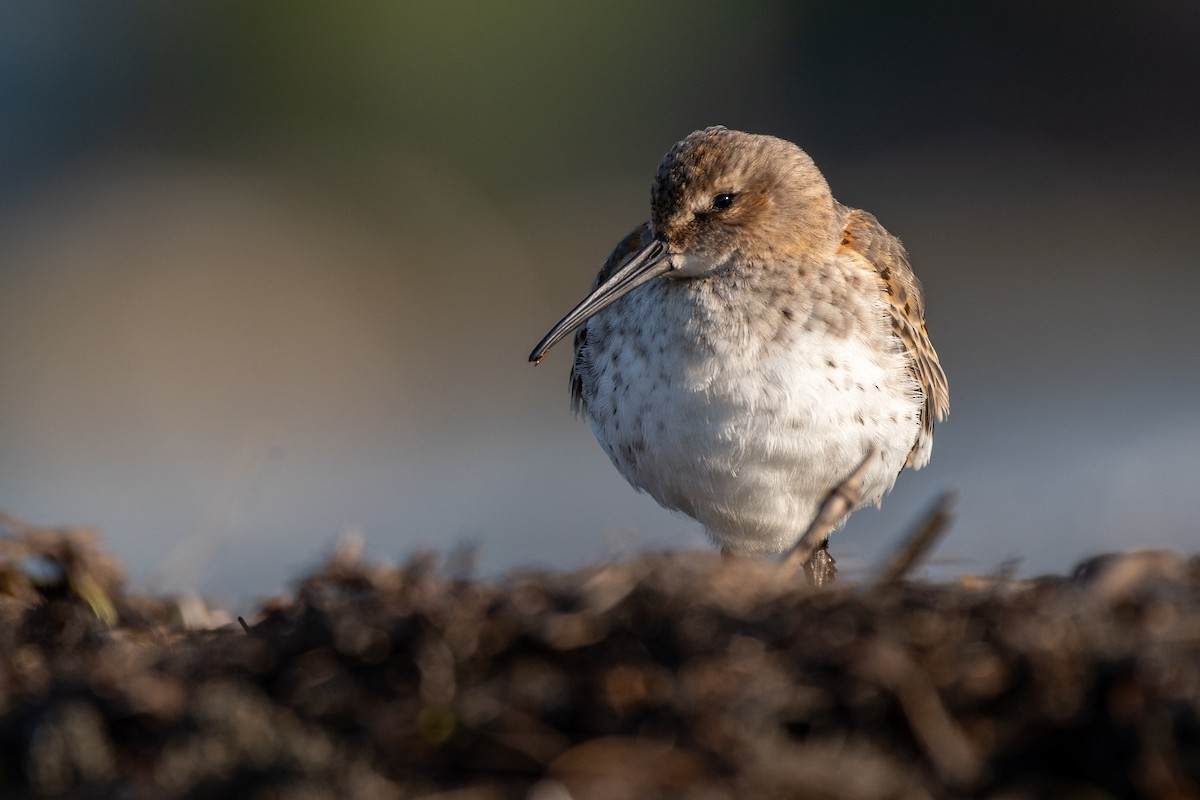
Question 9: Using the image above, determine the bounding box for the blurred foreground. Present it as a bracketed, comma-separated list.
[1, 515, 1198, 799]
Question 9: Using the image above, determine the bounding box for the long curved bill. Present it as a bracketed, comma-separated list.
[529, 238, 671, 364]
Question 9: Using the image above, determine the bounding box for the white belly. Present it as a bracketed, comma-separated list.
[579, 277, 922, 554]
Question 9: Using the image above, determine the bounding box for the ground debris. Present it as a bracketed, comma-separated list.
[2, 520, 1199, 798]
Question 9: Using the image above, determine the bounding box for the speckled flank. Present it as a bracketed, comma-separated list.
[546, 127, 947, 555]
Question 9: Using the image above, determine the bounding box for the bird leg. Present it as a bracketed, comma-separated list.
[805, 541, 838, 588]
[781, 447, 881, 584]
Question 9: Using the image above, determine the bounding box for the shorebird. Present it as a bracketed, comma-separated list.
[529, 126, 948, 566]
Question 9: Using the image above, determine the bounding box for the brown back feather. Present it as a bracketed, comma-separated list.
[835, 203, 949, 466]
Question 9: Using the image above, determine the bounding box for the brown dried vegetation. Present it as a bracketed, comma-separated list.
[1, 514, 1199, 799]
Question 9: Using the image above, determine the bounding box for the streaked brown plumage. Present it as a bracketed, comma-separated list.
[833, 204, 949, 467]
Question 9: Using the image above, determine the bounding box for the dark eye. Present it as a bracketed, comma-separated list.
[711, 193, 736, 211]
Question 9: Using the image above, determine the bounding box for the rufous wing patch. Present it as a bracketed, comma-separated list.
[837, 205, 949, 468]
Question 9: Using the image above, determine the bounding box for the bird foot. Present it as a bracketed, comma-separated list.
[803, 541, 838, 587]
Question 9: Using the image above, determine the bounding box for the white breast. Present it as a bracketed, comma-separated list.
[578, 271, 922, 554]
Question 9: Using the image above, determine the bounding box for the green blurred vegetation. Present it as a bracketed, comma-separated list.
[125, 3, 798, 185]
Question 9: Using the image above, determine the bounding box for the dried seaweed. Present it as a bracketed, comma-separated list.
[1, 514, 1198, 799]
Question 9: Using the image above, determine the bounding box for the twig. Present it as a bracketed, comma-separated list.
[781, 448, 880, 575]
[851, 639, 983, 787]
[872, 491, 957, 588]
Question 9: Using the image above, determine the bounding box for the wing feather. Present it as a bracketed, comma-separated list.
[836, 204, 949, 467]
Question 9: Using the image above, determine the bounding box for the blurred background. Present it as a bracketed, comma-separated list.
[2, 2, 1198, 604]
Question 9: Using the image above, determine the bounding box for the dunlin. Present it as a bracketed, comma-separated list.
[530, 126, 948, 563]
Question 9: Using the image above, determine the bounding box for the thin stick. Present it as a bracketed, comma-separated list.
[781, 448, 880, 574]
[872, 491, 957, 587]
